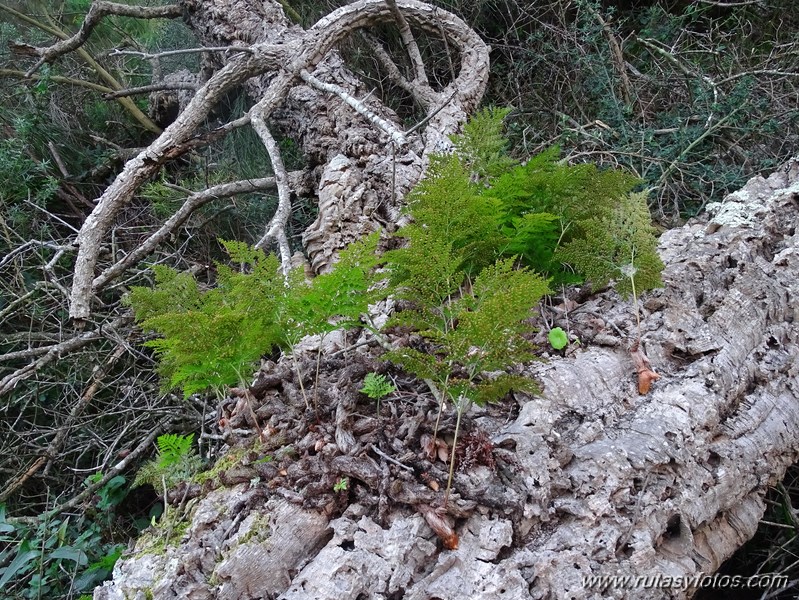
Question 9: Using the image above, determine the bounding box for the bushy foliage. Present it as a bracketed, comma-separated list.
[390, 108, 661, 293]
[386, 256, 547, 405]
[126, 234, 380, 397]
[556, 190, 664, 297]
[0, 478, 127, 599]
[461, 0, 799, 217]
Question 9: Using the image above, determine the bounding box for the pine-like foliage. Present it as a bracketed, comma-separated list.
[384, 154, 504, 298]
[555, 191, 664, 297]
[126, 246, 286, 397]
[126, 234, 380, 397]
[384, 148, 551, 406]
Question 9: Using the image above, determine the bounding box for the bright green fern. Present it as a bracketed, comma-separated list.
[126, 234, 381, 398]
[555, 190, 664, 297]
[451, 106, 518, 182]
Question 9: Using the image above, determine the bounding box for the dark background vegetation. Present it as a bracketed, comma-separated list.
[0, 0, 797, 597]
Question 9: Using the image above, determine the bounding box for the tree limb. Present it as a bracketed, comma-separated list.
[385, 0, 428, 85]
[250, 115, 293, 270]
[102, 81, 198, 100]
[24, 1, 183, 75]
[93, 178, 277, 294]
[300, 69, 408, 146]
[68, 46, 285, 320]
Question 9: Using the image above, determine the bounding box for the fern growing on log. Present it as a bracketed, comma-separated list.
[133, 433, 201, 489]
[126, 234, 380, 398]
[555, 190, 664, 297]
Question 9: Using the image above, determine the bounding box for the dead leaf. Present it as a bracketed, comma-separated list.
[421, 433, 449, 463]
[630, 342, 661, 395]
[418, 503, 458, 549]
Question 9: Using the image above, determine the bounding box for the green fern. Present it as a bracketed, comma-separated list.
[133, 433, 201, 489]
[157, 433, 195, 468]
[451, 106, 518, 182]
[555, 191, 664, 297]
[385, 257, 549, 405]
[126, 234, 381, 398]
[280, 232, 381, 345]
[484, 146, 642, 281]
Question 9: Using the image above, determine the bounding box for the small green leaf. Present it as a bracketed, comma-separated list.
[359, 373, 396, 400]
[548, 327, 569, 350]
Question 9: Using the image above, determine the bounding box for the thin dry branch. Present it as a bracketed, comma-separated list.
[584, 4, 634, 109]
[361, 33, 432, 107]
[103, 81, 198, 100]
[0, 315, 131, 396]
[93, 177, 276, 294]
[0, 68, 114, 94]
[250, 115, 293, 271]
[385, 0, 428, 85]
[108, 46, 254, 60]
[300, 69, 408, 146]
[25, 1, 182, 75]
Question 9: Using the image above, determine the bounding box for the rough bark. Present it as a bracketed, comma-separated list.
[94, 159, 799, 599]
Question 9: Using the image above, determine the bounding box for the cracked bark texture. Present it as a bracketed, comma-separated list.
[183, 0, 488, 272]
[94, 160, 799, 599]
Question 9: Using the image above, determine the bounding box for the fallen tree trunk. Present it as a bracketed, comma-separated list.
[94, 160, 799, 599]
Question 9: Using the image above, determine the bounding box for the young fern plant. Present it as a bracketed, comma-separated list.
[555, 190, 664, 340]
[126, 233, 382, 401]
[383, 145, 550, 505]
[360, 372, 396, 418]
[384, 108, 665, 502]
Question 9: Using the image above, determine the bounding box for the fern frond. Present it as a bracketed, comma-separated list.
[555, 191, 664, 296]
[451, 106, 517, 181]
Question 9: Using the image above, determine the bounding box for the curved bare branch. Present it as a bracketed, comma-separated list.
[24, 1, 183, 75]
[92, 177, 277, 294]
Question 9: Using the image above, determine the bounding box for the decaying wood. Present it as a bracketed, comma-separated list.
[94, 157, 799, 599]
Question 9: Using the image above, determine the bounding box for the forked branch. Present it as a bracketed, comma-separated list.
[23, 1, 182, 75]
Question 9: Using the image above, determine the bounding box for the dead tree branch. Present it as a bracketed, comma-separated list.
[300, 69, 408, 146]
[93, 177, 277, 294]
[250, 116, 293, 269]
[102, 81, 198, 100]
[67, 0, 488, 320]
[24, 2, 183, 75]
[385, 0, 428, 85]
